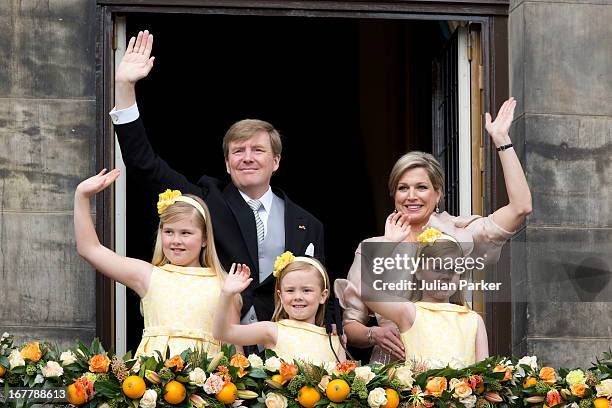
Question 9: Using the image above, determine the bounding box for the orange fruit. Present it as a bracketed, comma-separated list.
[122, 375, 146, 399]
[271, 374, 286, 385]
[0, 365, 6, 377]
[381, 388, 400, 408]
[297, 386, 321, 408]
[164, 380, 187, 405]
[216, 382, 238, 404]
[326, 379, 350, 402]
[66, 383, 88, 406]
[523, 377, 537, 388]
[594, 397, 611, 408]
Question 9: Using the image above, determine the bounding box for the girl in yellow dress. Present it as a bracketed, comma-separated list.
[364, 231, 487, 369]
[74, 169, 239, 357]
[213, 252, 344, 364]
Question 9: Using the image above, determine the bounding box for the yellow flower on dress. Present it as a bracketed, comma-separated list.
[157, 189, 182, 214]
[273, 251, 295, 278]
[417, 227, 443, 245]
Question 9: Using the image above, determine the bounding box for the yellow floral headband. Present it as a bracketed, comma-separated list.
[157, 189, 207, 222]
[272, 251, 328, 289]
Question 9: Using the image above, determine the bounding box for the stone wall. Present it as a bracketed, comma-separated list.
[509, 0, 612, 366]
[0, 0, 97, 348]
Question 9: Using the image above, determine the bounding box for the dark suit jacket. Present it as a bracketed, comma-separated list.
[114, 117, 325, 322]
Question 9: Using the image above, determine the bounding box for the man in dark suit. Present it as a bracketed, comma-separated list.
[109, 30, 327, 329]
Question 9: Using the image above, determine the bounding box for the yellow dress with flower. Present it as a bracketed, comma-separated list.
[400, 302, 479, 368]
[272, 319, 342, 365]
[136, 264, 223, 358]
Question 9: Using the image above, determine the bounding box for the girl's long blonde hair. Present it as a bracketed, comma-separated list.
[271, 259, 330, 326]
[409, 239, 467, 306]
[151, 194, 227, 280]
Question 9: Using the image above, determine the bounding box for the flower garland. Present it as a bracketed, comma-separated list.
[1, 333, 612, 408]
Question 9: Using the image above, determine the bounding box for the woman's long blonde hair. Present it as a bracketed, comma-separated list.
[151, 194, 227, 280]
[409, 239, 467, 306]
[271, 259, 330, 326]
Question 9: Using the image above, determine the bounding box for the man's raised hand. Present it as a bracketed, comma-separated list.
[115, 30, 155, 84]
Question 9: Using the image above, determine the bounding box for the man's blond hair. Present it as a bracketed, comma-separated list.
[222, 119, 282, 158]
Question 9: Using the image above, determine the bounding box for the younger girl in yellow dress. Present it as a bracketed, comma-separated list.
[74, 169, 239, 357]
[213, 252, 344, 364]
[364, 230, 487, 369]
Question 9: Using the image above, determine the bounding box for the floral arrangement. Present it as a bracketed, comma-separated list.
[416, 228, 443, 245]
[2, 333, 612, 408]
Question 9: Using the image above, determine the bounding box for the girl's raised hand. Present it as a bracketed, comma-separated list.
[384, 212, 411, 242]
[222, 263, 253, 295]
[76, 169, 120, 198]
[485, 97, 516, 145]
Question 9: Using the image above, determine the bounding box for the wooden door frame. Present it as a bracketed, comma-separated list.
[94, 0, 512, 355]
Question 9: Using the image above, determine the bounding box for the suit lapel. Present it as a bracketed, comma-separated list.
[223, 184, 259, 280]
[276, 188, 307, 257]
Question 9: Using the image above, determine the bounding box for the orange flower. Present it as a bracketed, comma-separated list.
[571, 384, 588, 398]
[280, 362, 298, 381]
[88, 354, 111, 373]
[20, 342, 42, 362]
[425, 377, 447, 397]
[539, 367, 557, 385]
[164, 355, 184, 372]
[230, 354, 250, 378]
[493, 365, 512, 382]
[216, 365, 231, 384]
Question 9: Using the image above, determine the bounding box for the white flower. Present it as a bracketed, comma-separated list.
[41, 361, 64, 378]
[8, 349, 25, 369]
[232, 399, 245, 407]
[1, 332, 9, 339]
[140, 389, 158, 408]
[189, 367, 207, 387]
[355, 366, 375, 384]
[1, 344, 7, 350]
[517, 356, 538, 371]
[264, 357, 282, 372]
[248, 354, 264, 369]
[394, 366, 414, 389]
[265, 393, 288, 408]
[367, 387, 388, 408]
[98, 404, 111, 408]
[34, 374, 44, 384]
[596, 379, 612, 397]
[460, 395, 477, 408]
[132, 360, 141, 373]
[59, 350, 77, 366]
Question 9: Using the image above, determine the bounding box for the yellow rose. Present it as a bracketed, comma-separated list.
[157, 189, 182, 214]
[88, 354, 111, 373]
[493, 365, 512, 382]
[539, 367, 557, 385]
[426, 377, 448, 397]
[417, 227, 442, 244]
[20, 342, 42, 362]
[164, 355, 184, 372]
[273, 251, 295, 277]
[571, 384, 588, 398]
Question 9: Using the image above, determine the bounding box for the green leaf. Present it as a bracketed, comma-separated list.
[249, 368, 269, 379]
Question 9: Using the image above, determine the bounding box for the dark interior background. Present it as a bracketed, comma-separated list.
[124, 13, 447, 360]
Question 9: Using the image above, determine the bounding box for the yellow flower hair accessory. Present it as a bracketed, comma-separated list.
[157, 189, 182, 214]
[273, 251, 295, 278]
[417, 227, 443, 244]
[272, 251, 328, 289]
[157, 189, 207, 221]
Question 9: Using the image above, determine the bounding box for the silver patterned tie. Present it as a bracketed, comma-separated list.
[248, 199, 265, 243]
